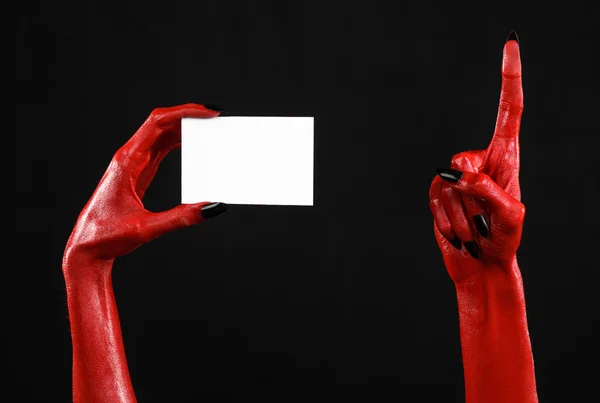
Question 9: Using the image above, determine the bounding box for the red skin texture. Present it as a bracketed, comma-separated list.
[429, 40, 539, 402]
[62, 104, 220, 403]
[62, 42, 537, 403]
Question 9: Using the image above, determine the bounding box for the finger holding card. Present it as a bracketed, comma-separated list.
[119, 104, 221, 200]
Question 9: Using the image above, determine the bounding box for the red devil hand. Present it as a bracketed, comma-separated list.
[62, 104, 228, 403]
[64, 103, 228, 266]
[429, 35, 539, 403]
[429, 37, 524, 283]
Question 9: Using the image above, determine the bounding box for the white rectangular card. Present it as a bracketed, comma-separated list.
[181, 116, 314, 206]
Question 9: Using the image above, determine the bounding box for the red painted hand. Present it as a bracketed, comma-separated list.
[429, 37, 525, 282]
[62, 103, 228, 403]
[64, 103, 227, 266]
[428, 35, 539, 403]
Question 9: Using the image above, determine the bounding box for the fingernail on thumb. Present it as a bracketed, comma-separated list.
[436, 168, 463, 183]
[201, 202, 229, 219]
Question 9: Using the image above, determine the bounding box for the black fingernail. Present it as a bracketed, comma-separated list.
[201, 202, 229, 219]
[204, 104, 228, 114]
[473, 214, 490, 238]
[436, 168, 463, 183]
[449, 237, 462, 250]
[507, 30, 519, 44]
[464, 241, 481, 260]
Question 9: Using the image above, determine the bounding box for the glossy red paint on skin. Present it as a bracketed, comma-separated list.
[62, 104, 220, 403]
[61, 42, 536, 403]
[429, 39, 539, 402]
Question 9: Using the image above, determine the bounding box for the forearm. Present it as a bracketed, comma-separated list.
[456, 259, 538, 403]
[63, 254, 137, 403]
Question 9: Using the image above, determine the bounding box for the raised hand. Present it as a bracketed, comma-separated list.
[428, 34, 539, 403]
[429, 32, 525, 282]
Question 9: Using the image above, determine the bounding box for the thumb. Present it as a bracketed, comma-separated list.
[139, 202, 229, 242]
[436, 169, 524, 229]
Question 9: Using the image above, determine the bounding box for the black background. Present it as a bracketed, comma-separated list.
[16, 1, 599, 402]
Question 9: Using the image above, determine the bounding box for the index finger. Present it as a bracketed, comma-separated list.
[116, 103, 220, 192]
[488, 34, 523, 147]
[152, 103, 221, 127]
[133, 103, 221, 152]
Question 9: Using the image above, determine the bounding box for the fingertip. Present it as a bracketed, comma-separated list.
[200, 202, 229, 219]
[190, 104, 221, 118]
[203, 104, 228, 114]
[436, 168, 463, 183]
[155, 104, 220, 122]
[187, 201, 217, 209]
[502, 39, 522, 78]
[176, 103, 221, 119]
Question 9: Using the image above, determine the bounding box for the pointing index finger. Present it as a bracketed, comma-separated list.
[489, 34, 523, 144]
[482, 33, 523, 196]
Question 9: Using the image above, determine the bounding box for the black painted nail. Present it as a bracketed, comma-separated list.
[507, 30, 519, 44]
[436, 168, 463, 183]
[464, 241, 481, 260]
[449, 237, 462, 250]
[204, 104, 228, 114]
[473, 214, 490, 238]
[201, 202, 229, 219]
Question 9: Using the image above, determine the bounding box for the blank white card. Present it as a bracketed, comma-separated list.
[181, 116, 314, 206]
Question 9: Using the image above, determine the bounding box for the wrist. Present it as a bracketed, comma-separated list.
[454, 259, 538, 403]
[455, 257, 522, 294]
[62, 245, 114, 286]
[454, 258, 526, 327]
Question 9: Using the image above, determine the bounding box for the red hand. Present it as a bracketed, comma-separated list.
[62, 104, 228, 403]
[429, 36, 539, 403]
[64, 104, 223, 264]
[430, 37, 524, 280]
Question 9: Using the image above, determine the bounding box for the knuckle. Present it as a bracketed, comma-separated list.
[441, 182, 453, 193]
[514, 202, 526, 221]
[440, 184, 454, 200]
[454, 223, 471, 238]
[450, 152, 469, 168]
[112, 147, 133, 169]
[501, 201, 526, 230]
[428, 178, 440, 198]
[429, 196, 442, 209]
[472, 173, 490, 190]
[499, 99, 524, 115]
[112, 148, 127, 167]
[150, 107, 166, 123]
[151, 107, 164, 116]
